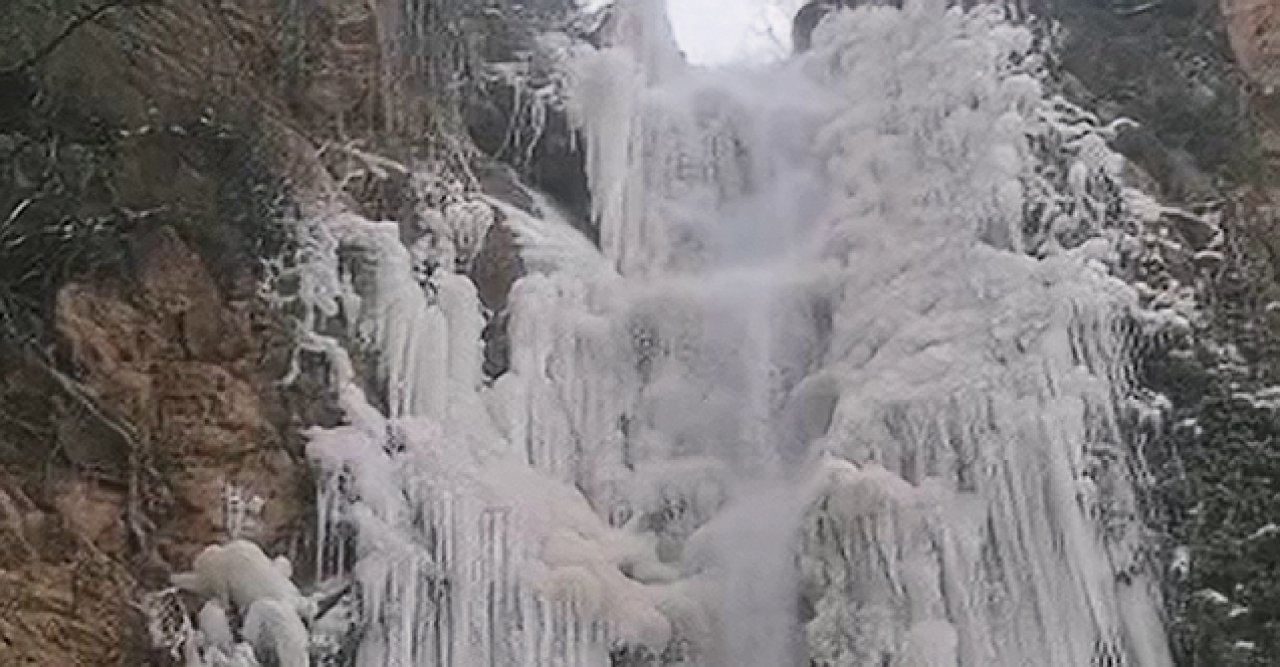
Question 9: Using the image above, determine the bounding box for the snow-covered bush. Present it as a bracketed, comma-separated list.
[159, 538, 334, 667]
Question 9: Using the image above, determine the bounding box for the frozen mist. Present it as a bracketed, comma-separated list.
[197, 0, 1187, 665]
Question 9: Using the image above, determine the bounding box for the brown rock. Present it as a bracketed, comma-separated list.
[153, 361, 272, 458]
[21, 228, 309, 658]
[54, 230, 305, 564]
[0, 0, 416, 659]
[0, 474, 143, 666]
[1223, 0, 1280, 92]
[134, 227, 250, 363]
[471, 217, 527, 379]
[0, 0, 494, 658]
[57, 283, 172, 383]
[470, 217, 526, 314]
[50, 478, 128, 557]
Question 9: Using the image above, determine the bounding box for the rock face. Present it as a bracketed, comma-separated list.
[1223, 0, 1280, 91]
[0, 471, 140, 665]
[56, 227, 306, 568]
[0, 4, 343, 654]
[0, 226, 310, 664]
[1222, 0, 1280, 157]
[0, 0, 561, 663]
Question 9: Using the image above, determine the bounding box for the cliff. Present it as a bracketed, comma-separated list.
[1042, 0, 1280, 663]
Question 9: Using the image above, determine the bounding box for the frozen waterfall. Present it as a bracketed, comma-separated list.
[270, 1, 1179, 665]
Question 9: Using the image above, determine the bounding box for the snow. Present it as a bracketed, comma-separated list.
[1195, 588, 1230, 606]
[172, 540, 309, 620]
[1246, 523, 1280, 541]
[165, 539, 315, 667]
[1171, 545, 1191, 579]
[196, 602, 235, 653]
[241, 599, 309, 667]
[198, 644, 262, 667]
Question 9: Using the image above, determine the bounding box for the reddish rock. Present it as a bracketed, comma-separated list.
[0, 227, 308, 664]
[55, 229, 305, 567]
[134, 227, 243, 363]
[1223, 0, 1280, 92]
[0, 473, 142, 665]
[50, 478, 129, 557]
[0, 0, 395, 661]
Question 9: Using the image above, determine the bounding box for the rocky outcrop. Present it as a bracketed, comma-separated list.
[461, 9, 597, 238]
[0, 225, 313, 664]
[0, 0, 574, 662]
[471, 217, 526, 379]
[1222, 0, 1280, 92]
[0, 471, 141, 665]
[1044, 0, 1255, 196]
[1222, 0, 1280, 161]
[0, 5, 344, 655]
[56, 227, 308, 568]
[1025, 1, 1280, 663]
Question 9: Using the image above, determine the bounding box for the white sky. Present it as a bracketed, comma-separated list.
[667, 0, 806, 64]
[579, 0, 807, 65]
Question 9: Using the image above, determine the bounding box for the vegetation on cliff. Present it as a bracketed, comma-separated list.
[1030, 0, 1280, 664]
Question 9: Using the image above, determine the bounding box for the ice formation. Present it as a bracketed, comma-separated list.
[197, 601, 236, 653]
[242, 599, 311, 667]
[276, 0, 1180, 665]
[172, 539, 312, 621]
[163, 539, 316, 667]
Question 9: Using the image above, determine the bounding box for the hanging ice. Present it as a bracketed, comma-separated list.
[285, 0, 1179, 665]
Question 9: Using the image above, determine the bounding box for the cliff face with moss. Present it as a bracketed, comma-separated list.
[3, 0, 1280, 664]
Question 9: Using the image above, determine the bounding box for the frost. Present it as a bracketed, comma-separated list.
[142, 588, 195, 660]
[222, 484, 265, 540]
[1229, 388, 1280, 411]
[1170, 545, 1191, 579]
[200, 644, 262, 667]
[1193, 249, 1224, 266]
[1195, 588, 1230, 606]
[1246, 523, 1280, 541]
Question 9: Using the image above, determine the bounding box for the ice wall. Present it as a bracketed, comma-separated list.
[281, 0, 1178, 665]
[787, 5, 1173, 666]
